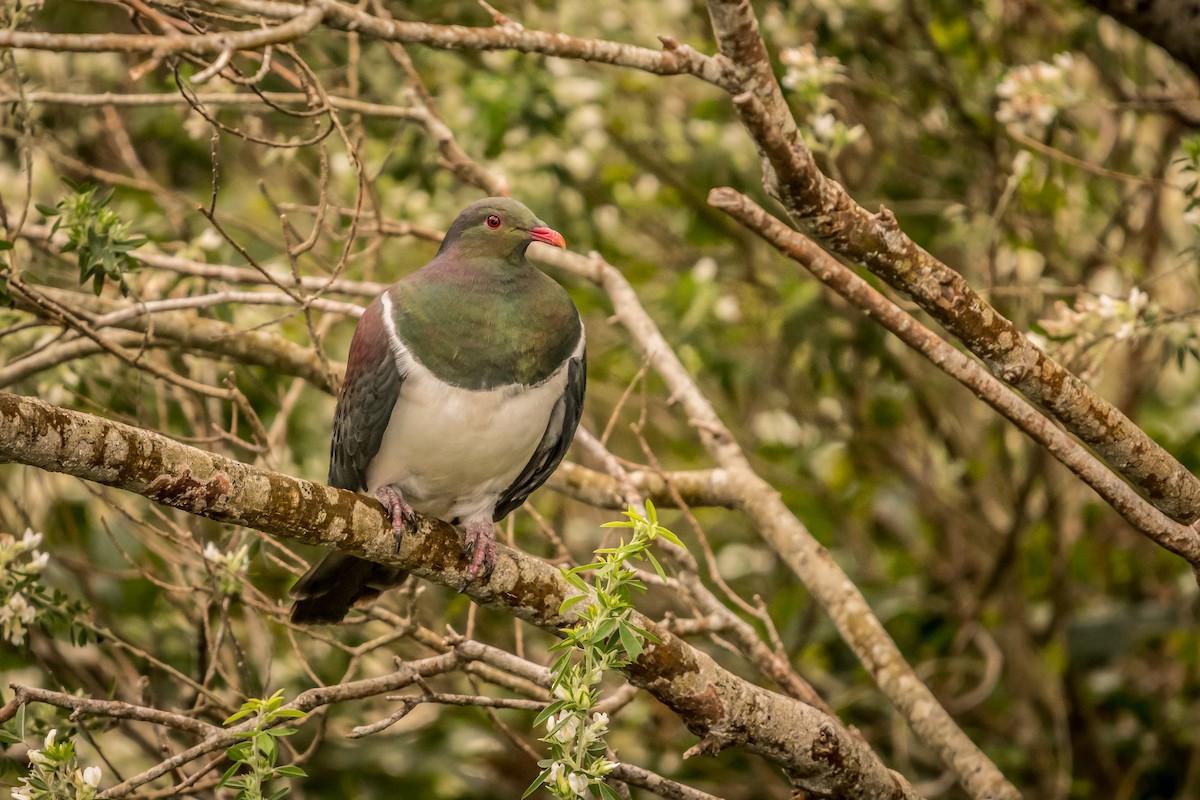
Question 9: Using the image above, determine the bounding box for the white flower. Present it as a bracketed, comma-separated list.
[11, 788, 32, 800]
[811, 113, 837, 142]
[44, 729, 57, 748]
[1, 592, 37, 645]
[591, 712, 609, 727]
[1096, 294, 1119, 319]
[82, 765, 102, 788]
[753, 409, 805, 448]
[691, 257, 718, 283]
[27, 749, 47, 765]
[714, 295, 741, 323]
[202, 542, 223, 562]
[553, 714, 580, 744]
[21, 529, 43, 551]
[567, 772, 590, 796]
[26, 551, 49, 573]
[1053, 52, 1075, 71]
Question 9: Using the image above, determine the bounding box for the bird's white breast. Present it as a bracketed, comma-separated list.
[367, 293, 572, 524]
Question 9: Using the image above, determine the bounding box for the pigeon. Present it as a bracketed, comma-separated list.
[290, 197, 585, 624]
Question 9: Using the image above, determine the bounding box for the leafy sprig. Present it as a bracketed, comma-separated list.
[37, 179, 145, 296]
[6, 713, 103, 800]
[0, 528, 96, 648]
[528, 502, 683, 800]
[217, 690, 308, 800]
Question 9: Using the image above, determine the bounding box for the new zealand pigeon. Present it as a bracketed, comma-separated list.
[290, 197, 586, 624]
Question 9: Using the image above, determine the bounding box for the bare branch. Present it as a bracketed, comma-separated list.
[217, 0, 741, 89]
[4, 685, 220, 737]
[8, 284, 338, 394]
[0, 1, 327, 54]
[549, 461, 741, 510]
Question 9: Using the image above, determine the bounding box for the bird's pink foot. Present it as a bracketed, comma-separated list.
[461, 519, 496, 588]
[373, 485, 417, 550]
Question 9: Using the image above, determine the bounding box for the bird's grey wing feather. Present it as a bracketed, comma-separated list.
[494, 349, 586, 521]
[328, 294, 404, 492]
[293, 293, 407, 624]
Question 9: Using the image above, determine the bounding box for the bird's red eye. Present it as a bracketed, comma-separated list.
[485, 215, 502, 229]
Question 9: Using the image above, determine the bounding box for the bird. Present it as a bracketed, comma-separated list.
[290, 197, 586, 624]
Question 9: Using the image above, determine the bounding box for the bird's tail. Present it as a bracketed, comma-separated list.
[289, 552, 407, 624]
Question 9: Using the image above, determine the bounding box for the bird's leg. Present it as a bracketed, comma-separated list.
[373, 484, 417, 550]
[461, 519, 497, 587]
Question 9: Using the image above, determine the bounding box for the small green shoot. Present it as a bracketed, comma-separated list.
[217, 689, 308, 800]
[528, 502, 683, 799]
[37, 179, 145, 295]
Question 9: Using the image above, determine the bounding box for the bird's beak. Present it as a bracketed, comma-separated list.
[529, 226, 566, 249]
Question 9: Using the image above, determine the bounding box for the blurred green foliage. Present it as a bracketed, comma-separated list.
[1, 0, 1199, 798]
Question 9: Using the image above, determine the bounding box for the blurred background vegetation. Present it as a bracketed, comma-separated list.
[2, 0, 1200, 798]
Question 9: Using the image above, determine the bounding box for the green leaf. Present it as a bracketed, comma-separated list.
[224, 707, 255, 725]
[276, 765, 308, 778]
[216, 762, 242, 788]
[265, 726, 299, 737]
[559, 593, 588, 614]
[618, 621, 644, 661]
[645, 550, 667, 582]
[594, 617, 617, 641]
[656, 527, 685, 548]
[227, 741, 253, 761]
[523, 767, 554, 798]
[533, 702, 561, 728]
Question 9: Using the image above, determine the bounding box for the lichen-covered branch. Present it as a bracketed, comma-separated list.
[707, 187, 1200, 567]
[0, 389, 918, 800]
[703, 0, 1200, 525]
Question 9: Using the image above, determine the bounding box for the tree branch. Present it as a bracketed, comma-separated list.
[1084, 0, 1200, 79]
[531, 246, 1019, 800]
[706, 187, 1200, 568]
[0, 1, 327, 54]
[0, 389, 918, 800]
[703, 0, 1200, 524]
[219, 0, 742, 90]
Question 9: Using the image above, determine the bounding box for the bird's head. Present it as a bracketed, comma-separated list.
[438, 197, 566, 262]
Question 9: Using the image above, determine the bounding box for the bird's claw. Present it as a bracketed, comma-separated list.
[373, 485, 417, 551]
[460, 521, 496, 591]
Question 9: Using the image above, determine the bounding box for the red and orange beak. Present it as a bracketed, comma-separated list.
[529, 226, 566, 249]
